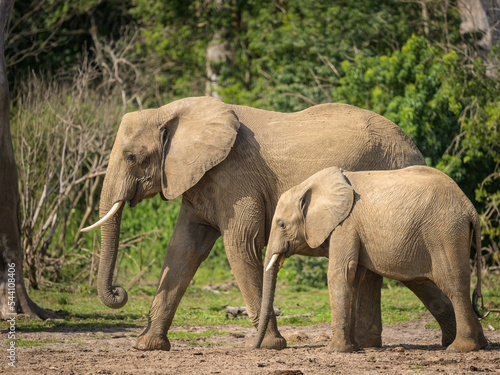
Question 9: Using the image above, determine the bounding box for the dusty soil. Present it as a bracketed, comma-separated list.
[2, 315, 499, 375]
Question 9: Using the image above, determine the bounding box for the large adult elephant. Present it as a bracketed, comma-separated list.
[82, 96, 456, 351]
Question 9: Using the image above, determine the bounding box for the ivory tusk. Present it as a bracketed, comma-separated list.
[80, 201, 123, 232]
[266, 253, 282, 272]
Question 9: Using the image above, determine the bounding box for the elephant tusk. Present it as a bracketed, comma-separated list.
[80, 201, 123, 232]
[265, 253, 284, 272]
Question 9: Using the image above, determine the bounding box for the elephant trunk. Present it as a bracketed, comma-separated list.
[252, 253, 283, 349]
[96, 181, 128, 309]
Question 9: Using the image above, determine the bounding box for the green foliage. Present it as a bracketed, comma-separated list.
[279, 256, 328, 290]
[336, 36, 463, 166]
[218, 0, 461, 112]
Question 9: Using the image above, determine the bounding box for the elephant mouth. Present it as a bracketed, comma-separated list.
[130, 186, 162, 208]
[129, 195, 142, 208]
[128, 183, 141, 208]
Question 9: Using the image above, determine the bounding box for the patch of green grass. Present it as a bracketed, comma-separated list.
[67, 339, 85, 344]
[56, 294, 70, 305]
[186, 340, 220, 347]
[381, 283, 428, 325]
[169, 329, 232, 340]
[10, 339, 60, 347]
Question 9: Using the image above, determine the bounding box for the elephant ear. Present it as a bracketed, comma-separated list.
[159, 97, 240, 200]
[300, 167, 354, 249]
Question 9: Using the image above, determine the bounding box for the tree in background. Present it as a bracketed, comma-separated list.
[0, 0, 55, 319]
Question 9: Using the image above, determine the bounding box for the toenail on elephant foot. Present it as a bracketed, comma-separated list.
[247, 333, 287, 350]
[326, 339, 356, 353]
[446, 338, 480, 353]
[133, 333, 171, 351]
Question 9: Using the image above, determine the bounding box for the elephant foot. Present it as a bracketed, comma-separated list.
[133, 331, 171, 351]
[247, 332, 287, 350]
[446, 338, 480, 353]
[354, 332, 382, 348]
[326, 339, 357, 353]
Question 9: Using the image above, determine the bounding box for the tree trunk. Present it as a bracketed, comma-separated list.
[205, 0, 235, 99]
[458, 0, 500, 77]
[0, 0, 56, 320]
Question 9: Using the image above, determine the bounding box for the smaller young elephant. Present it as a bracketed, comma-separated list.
[253, 166, 487, 353]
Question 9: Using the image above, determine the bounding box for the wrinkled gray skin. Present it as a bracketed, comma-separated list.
[93, 96, 456, 351]
[256, 166, 488, 353]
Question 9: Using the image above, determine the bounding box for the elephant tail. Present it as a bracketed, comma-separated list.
[471, 213, 484, 319]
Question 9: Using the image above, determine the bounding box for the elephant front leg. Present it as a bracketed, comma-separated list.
[327, 234, 360, 353]
[134, 206, 220, 351]
[224, 238, 286, 350]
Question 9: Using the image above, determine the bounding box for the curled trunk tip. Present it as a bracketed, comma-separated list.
[98, 285, 128, 309]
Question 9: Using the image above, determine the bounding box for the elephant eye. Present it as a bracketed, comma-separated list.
[125, 154, 135, 162]
[277, 220, 286, 229]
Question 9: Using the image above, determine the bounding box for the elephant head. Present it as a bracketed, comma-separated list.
[253, 167, 354, 349]
[81, 97, 240, 308]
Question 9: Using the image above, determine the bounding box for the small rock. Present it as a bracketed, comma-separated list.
[225, 306, 247, 318]
[393, 346, 405, 352]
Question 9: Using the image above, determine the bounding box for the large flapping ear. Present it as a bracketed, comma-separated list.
[159, 97, 240, 199]
[300, 167, 354, 249]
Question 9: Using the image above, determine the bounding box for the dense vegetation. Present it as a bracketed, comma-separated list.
[7, 0, 499, 289]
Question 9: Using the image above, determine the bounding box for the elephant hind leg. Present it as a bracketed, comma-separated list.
[443, 289, 486, 352]
[401, 280, 456, 347]
[432, 264, 486, 352]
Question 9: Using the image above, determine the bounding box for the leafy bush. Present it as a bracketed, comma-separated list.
[11, 66, 122, 287]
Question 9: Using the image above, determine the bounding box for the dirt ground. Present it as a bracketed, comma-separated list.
[2, 314, 499, 375]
